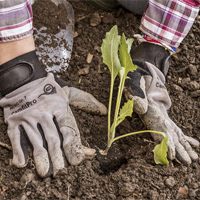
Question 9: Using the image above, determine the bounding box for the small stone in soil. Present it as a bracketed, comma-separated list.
[20, 194, 28, 200]
[188, 64, 198, 76]
[186, 81, 200, 91]
[119, 182, 135, 197]
[20, 170, 35, 188]
[148, 190, 159, 200]
[170, 84, 183, 92]
[78, 66, 90, 75]
[188, 189, 197, 198]
[165, 176, 176, 188]
[90, 13, 101, 27]
[190, 90, 200, 97]
[176, 186, 188, 199]
[86, 53, 93, 63]
[103, 13, 115, 24]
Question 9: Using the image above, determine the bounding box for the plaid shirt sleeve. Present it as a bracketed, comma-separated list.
[140, 0, 200, 48]
[0, 0, 33, 42]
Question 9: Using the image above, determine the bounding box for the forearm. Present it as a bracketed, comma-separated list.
[140, 0, 199, 48]
[0, 36, 35, 65]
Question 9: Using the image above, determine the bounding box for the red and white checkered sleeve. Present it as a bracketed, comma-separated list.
[0, 0, 33, 43]
[139, 0, 200, 48]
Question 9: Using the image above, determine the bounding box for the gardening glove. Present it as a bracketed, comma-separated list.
[124, 42, 199, 165]
[0, 51, 107, 177]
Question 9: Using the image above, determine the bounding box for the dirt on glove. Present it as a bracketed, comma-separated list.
[0, 0, 200, 199]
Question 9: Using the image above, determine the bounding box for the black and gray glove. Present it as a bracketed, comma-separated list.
[124, 42, 199, 165]
[0, 51, 107, 177]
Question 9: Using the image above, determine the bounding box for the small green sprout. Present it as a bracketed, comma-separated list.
[101, 25, 169, 165]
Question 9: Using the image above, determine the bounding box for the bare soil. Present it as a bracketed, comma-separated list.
[0, 1, 200, 199]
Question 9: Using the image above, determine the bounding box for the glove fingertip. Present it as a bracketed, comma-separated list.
[133, 97, 148, 114]
[70, 101, 108, 115]
[167, 144, 176, 161]
[188, 150, 198, 161]
[12, 147, 28, 168]
[124, 88, 148, 115]
[185, 136, 200, 147]
[60, 127, 85, 165]
[68, 153, 84, 166]
[175, 143, 192, 166]
[51, 152, 65, 176]
[64, 144, 85, 165]
[34, 153, 50, 178]
[176, 152, 192, 166]
[12, 156, 28, 168]
[97, 103, 107, 116]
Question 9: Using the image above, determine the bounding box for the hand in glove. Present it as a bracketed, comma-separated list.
[124, 42, 199, 165]
[0, 51, 107, 177]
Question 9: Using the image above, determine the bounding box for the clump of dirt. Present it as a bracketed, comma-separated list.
[32, 1, 68, 33]
[0, 0, 200, 200]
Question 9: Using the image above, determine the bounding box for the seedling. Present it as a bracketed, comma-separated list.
[101, 25, 169, 165]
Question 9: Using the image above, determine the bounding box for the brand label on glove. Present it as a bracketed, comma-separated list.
[9, 84, 57, 115]
[156, 82, 165, 89]
[155, 77, 166, 90]
[38, 84, 56, 98]
[11, 98, 37, 115]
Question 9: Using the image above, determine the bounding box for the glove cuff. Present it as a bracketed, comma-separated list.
[131, 42, 170, 76]
[0, 51, 47, 96]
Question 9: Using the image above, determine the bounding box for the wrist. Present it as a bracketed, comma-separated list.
[0, 51, 47, 96]
[131, 42, 170, 76]
[0, 36, 35, 65]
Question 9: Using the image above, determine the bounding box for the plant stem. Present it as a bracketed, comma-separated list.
[110, 77, 123, 141]
[103, 146, 110, 155]
[113, 130, 165, 142]
[107, 76, 114, 141]
[105, 130, 165, 155]
[110, 69, 126, 141]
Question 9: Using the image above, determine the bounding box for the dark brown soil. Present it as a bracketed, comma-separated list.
[32, 1, 69, 33]
[0, 1, 200, 199]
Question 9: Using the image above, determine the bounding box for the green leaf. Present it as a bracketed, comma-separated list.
[126, 38, 134, 53]
[118, 67, 125, 82]
[101, 25, 122, 79]
[119, 33, 137, 78]
[116, 100, 133, 127]
[153, 134, 169, 165]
